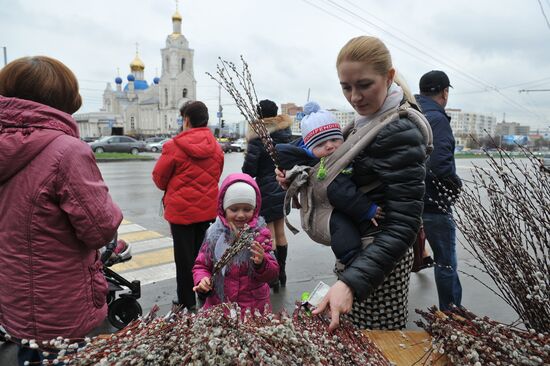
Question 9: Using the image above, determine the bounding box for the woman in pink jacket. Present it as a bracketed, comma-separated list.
[192, 173, 279, 314]
[0, 56, 122, 365]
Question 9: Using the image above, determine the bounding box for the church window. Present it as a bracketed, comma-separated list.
[164, 88, 168, 106]
[181, 58, 185, 71]
[130, 116, 135, 130]
[182, 88, 188, 98]
[164, 115, 168, 129]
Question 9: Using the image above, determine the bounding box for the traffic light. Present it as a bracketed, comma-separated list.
[221, 119, 225, 129]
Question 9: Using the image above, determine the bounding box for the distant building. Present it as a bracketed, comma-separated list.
[329, 109, 355, 130]
[281, 103, 303, 116]
[75, 7, 196, 137]
[495, 121, 530, 136]
[446, 109, 496, 147]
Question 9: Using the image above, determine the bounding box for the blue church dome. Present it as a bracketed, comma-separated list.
[115, 76, 123, 84]
[153, 77, 160, 84]
[124, 79, 149, 91]
[127, 74, 135, 82]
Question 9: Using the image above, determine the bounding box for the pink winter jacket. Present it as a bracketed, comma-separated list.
[0, 97, 122, 341]
[193, 173, 279, 313]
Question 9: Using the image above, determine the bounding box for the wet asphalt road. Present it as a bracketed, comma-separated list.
[0, 152, 521, 365]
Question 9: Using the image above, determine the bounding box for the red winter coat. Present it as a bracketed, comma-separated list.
[0, 96, 122, 341]
[193, 173, 279, 313]
[152, 127, 224, 225]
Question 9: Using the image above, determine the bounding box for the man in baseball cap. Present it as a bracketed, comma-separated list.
[414, 70, 463, 311]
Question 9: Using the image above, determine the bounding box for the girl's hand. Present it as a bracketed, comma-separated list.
[275, 168, 288, 190]
[250, 241, 265, 265]
[193, 277, 212, 293]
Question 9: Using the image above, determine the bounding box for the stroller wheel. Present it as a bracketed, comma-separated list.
[108, 297, 142, 330]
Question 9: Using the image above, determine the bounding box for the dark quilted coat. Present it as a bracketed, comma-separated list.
[242, 115, 292, 222]
[153, 127, 224, 225]
[337, 117, 427, 301]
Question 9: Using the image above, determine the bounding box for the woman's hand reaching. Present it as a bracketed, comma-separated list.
[312, 280, 354, 331]
[274, 168, 288, 190]
[193, 277, 212, 293]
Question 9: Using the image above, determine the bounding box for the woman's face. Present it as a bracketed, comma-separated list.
[337, 61, 394, 116]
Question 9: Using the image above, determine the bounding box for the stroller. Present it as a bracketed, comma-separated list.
[100, 235, 143, 329]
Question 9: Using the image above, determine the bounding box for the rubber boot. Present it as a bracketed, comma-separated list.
[269, 247, 280, 293]
[276, 245, 287, 287]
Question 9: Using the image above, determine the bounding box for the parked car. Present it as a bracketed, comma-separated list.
[230, 139, 247, 152]
[217, 140, 232, 153]
[539, 154, 550, 173]
[145, 136, 165, 143]
[89, 136, 147, 154]
[146, 138, 171, 152]
[81, 136, 98, 143]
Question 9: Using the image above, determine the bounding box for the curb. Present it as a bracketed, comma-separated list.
[96, 157, 155, 163]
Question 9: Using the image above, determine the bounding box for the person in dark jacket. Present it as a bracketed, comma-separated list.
[277, 101, 382, 266]
[153, 101, 224, 311]
[278, 36, 427, 331]
[415, 70, 462, 311]
[0, 56, 123, 366]
[242, 99, 292, 289]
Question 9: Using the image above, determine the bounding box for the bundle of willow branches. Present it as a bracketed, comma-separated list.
[207, 56, 280, 167]
[437, 148, 549, 333]
[416, 306, 549, 365]
[51, 303, 390, 365]
[211, 224, 257, 278]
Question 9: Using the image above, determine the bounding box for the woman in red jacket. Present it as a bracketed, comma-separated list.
[152, 101, 224, 311]
[0, 56, 122, 365]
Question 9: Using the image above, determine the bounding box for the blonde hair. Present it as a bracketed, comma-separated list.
[336, 36, 416, 106]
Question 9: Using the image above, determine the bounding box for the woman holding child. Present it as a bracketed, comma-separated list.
[278, 36, 427, 330]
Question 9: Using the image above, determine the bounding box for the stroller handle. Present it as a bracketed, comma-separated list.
[100, 233, 118, 264]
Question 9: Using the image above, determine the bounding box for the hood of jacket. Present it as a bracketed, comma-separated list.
[217, 173, 262, 228]
[0, 96, 79, 184]
[173, 127, 219, 159]
[246, 114, 293, 141]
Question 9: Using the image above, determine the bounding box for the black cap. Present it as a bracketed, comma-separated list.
[257, 99, 278, 118]
[419, 70, 452, 93]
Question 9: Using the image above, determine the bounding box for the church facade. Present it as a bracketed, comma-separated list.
[75, 8, 196, 138]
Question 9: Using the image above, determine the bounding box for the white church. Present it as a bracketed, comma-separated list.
[75, 7, 196, 138]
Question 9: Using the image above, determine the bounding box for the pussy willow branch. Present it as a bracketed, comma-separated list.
[207, 56, 280, 168]
[432, 143, 549, 332]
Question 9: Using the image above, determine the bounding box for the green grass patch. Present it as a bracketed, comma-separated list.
[94, 153, 154, 160]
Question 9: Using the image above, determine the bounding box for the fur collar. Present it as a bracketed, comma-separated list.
[246, 114, 293, 141]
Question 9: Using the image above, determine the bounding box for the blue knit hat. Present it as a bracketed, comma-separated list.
[301, 101, 343, 150]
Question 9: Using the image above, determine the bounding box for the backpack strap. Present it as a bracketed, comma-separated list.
[283, 165, 311, 234]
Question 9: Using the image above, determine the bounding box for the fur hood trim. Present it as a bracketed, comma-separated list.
[246, 114, 293, 141]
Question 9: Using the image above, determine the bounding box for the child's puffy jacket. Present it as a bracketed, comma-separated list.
[193, 173, 279, 313]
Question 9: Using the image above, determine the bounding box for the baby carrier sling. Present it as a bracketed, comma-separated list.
[284, 104, 433, 245]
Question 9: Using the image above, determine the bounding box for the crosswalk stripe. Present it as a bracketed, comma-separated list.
[117, 223, 146, 234]
[119, 230, 163, 243]
[111, 247, 174, 272]
[110, 220, 178, 284]
[120, 262, 176, 286]
[130, 236, 173, 255]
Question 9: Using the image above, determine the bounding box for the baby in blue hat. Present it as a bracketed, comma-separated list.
[277, 101, 383, 267]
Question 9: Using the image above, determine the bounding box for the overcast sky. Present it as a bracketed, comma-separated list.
[2, 0, 550, 129]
